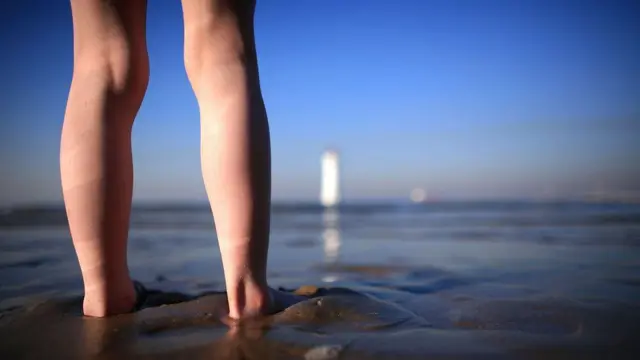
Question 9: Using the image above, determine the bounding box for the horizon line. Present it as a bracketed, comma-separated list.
[4, 196, 639, 210]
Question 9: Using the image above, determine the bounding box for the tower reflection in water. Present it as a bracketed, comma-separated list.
[322, 207, 341, 283]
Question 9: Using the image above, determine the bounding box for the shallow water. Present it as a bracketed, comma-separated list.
[1, 201, 640, 359]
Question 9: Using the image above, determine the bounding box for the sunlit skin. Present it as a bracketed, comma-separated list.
[61, 0, 293, 319]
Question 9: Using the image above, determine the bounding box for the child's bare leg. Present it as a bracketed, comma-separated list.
[181, 0, 272, 319]
[61, 0, 149, 317]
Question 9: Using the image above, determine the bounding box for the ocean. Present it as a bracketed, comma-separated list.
[1, 201, 640, 359]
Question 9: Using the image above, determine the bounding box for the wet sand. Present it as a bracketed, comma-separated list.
[2, 280, 639, 360]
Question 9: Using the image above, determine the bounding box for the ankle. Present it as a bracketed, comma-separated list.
[226, 278, 271, 319]
[82, 280, 136, 317]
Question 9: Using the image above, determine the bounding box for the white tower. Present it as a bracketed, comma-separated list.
[320, 150, 340, 207]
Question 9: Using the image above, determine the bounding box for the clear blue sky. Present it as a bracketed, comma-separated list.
[1, 0, 639, 205]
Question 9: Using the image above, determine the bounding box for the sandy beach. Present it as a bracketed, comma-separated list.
[2, 282, 639, 359]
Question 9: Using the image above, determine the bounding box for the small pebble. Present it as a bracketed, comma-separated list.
[294, 285, 319, 296]
[304, 345, 343, 360]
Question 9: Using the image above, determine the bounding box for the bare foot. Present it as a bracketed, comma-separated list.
[225, 280, 305, 322]
[226, 280, 270, 320]
[82, 280, 137, 318]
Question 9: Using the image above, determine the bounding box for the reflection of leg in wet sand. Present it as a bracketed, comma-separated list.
[81, 316, 138, 358]
[322, 208, 341, 282]
[62, 0, 298, 320]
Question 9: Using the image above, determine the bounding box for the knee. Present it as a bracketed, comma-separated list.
[73, 39, 149, 107]
[182, 5, 255, 83]
[183, 31, 245, 84]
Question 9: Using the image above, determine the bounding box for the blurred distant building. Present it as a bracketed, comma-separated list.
[320, 150, 340, 207]
[410, 188, 427, 203]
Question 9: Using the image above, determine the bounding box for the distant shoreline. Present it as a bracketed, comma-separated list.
[3, 198, 640, 213]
